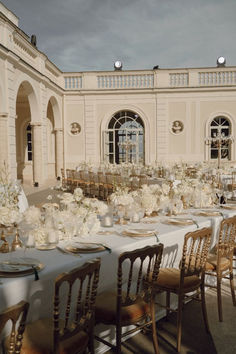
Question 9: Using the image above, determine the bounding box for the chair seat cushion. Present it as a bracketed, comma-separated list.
[153, 268, 201, 292]
[19, 318, 89, 354]
[95, 291, 149, 326]
[206, 254, 231, 271]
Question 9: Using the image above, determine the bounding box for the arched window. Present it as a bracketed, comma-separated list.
[209, 117, 232, 160]
[26, 124, 32, 161]
[103, 111, 144, 164]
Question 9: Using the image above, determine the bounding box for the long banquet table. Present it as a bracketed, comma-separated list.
[0, 206, 236, 353]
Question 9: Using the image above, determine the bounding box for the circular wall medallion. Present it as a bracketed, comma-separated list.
[70, 122, 81, 135]
[171, 120, 184, 134]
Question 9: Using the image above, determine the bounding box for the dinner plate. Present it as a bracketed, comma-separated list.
[122, 228, 158, 237]
[220, 204, 236, 210]
[36, 244, 57, 251]
[65, 243, 105, 253]
[163, 218, 194, 226]
[0, 257, 44, 277]
[193, 210, 221, 217]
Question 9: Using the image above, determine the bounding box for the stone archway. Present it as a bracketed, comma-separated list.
[46, 96, 63, 179]
[15, 81, 41, 184]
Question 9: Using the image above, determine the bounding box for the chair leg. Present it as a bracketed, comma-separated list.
[116, 323, 122, 354]
[150, 297, 159, 354]
[217, 277, 223, 322]
[176, 294, 183, 353]
[200, 283, 210, 333]
[166, 291, 170, 317]
[88, 331, 95, 354]
[229, 271, 236, 306]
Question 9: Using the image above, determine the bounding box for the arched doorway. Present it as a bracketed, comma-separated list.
[15, 82, 34, 182]
[103, 110, 145, 164]
[209, 116, 232, 161]
[46, 100, 56, 178]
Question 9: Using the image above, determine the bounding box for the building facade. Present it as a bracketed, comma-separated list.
[1, 3, 236, 186]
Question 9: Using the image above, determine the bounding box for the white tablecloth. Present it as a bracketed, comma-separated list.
[0, 206, 235, 353]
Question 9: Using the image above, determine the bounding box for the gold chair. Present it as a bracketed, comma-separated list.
[95, 244, 164, 354]
[130, 174, 139, 191]
[97, 172, 106, 200]
[60, 168, 67, 188]
[66, 169, 74, 191]
[151, 227, 212, 353]
[1, 300, 29, 354]
[21, 259, 101, 354]
[139, 174, 148, 188]
[205, 215, 236, 321]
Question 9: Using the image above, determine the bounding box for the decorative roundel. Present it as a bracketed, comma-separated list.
[114, 60, 122, 70]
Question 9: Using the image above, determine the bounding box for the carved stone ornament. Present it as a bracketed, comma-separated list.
[70, 122, 81, 135]
[171, 120, 184, 134]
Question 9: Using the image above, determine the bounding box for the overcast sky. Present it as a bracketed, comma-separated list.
[2, 0, 236, 72]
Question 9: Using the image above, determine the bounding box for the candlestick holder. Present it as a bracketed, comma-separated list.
[0, 228, 10, 253]
[11, 228, 23, 251]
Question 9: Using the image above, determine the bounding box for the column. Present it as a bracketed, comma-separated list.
[55, 128, 63, 179]
[31, 122, 42, 186]
[0, 113, 9, 169]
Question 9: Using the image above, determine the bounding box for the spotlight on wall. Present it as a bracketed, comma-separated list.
[114, 60, 122, 70]
[217, 56, 226, 67]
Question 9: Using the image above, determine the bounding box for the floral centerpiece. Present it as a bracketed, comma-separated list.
[0, 163, 22, 227]
[22, 187, 108, 245]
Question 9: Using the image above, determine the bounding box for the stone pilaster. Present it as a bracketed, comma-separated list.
[0, 113, 9, 169]
[31, 122, 42, 186]
[55, 128, 63, 179]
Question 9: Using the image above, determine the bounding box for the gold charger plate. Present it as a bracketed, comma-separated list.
[65, 243, 105, 253]
[36, 244, 57, 251]
[0, 258, 44, 277]
[193, 210, 221, 217]
[122, 228, 158, 237]
[163, 218, 194, 226]
[220, 204, 236, 210]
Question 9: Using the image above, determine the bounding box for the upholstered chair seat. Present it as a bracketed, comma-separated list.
[95, 291, 150, 326]
[206, 254, 231, 271]
[154, 268, 202, 292]
[20, 318, 89, 354]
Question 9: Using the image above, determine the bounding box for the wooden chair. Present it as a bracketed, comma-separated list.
[150, 227, 212, 353]
[61, 168, 67, 188]
[66, 169, 74, 191]
[97, 172, 106, 200]
[88, 171, 99, 198]
[21, 259, 101, 354]
[104, 173, 115, 198]
[95, 244, 164, 354]
[205, 215, 236, 321]
[1, 300, 29, 354]
[139, 174, 148, 188]
[130, 174, 139, 191]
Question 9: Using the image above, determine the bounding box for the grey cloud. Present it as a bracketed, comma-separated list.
[2, 0, 236, 71]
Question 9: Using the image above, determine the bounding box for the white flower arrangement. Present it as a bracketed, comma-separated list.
[0, 206, 22, 227]
[109, 187, 134, 207]
[0, 163, 21, 208]
[23, 206, 42, 226]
